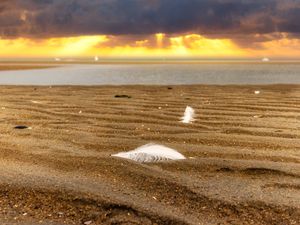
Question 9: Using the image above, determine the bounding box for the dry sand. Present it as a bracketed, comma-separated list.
[0, 85, 299, 224]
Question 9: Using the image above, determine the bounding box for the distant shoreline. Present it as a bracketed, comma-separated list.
[0, 65, 57, 71]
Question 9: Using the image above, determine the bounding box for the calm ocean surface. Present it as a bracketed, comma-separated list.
[0, 63, 300, 85]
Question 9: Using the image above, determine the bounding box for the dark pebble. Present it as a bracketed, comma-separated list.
[14, 126, 29, 129]
[114, 95, 131, 99]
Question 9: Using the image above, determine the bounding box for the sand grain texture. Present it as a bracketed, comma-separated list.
[0, 85, 299, 224]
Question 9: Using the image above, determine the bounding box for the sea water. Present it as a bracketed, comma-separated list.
[0, 63, 300, 85]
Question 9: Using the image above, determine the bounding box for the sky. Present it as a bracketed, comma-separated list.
[1, 0, 300, 59]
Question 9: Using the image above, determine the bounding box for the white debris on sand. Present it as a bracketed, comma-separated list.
[30, 100, 42, 104]
[254, 90, 260, 95]
[262, 57, 270, 62]
[181, 106, 195, 124]
[112, 143, 186, 163]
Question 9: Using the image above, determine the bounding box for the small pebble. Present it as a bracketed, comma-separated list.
[14, 126, 31, 130]
[115, 95, 131, 99]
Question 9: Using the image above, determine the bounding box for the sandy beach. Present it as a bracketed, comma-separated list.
[0, 85, 299, 224]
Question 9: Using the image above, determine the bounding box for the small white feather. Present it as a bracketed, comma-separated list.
[112, 143, 186, 163]
[181, 106, 195, 124]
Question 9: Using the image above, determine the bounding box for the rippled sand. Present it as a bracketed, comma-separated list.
[0, 85, 299, 224]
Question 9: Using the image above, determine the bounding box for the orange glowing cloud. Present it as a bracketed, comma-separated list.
[249, 37, 300, 58]
[90, 34, 248, 58]
[1, 33, 300, 59]
[0, 36, 108, 58]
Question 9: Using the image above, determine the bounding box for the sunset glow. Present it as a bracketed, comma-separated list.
[1, 0, 300, 59]
[1, 33, 300, 59]
[0, 34, 257, 58]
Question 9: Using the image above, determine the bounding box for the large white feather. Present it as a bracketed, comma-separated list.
[112, 143, 186, 163]
[181, 106, 195, 123]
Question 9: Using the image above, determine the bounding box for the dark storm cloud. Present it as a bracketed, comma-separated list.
[0, 0, 300, 39]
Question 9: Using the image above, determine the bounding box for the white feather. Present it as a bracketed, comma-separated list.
[181, 106, 195, 123]
[112, 143, 186, 163]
